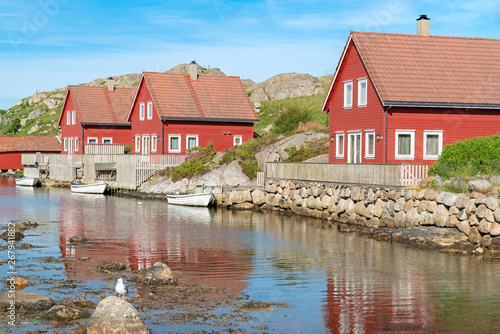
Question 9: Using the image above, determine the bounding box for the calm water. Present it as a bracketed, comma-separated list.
[1, 177, 500, 333]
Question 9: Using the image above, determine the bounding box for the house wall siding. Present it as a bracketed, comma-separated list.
[0, 151, 59, 170]
[387, 107, 500, 164]
[326, 40, 385, 164]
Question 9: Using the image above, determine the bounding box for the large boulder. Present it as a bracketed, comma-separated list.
[0, 291, 55, 311]
[468, 179, 493, 194]
[255, 132, 328, 172]
[87, 296, 149, 334]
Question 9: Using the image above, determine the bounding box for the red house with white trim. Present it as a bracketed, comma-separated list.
[127, 62, 258, 155]
[323, 16, 500, 165]
[58, 82, 136, 154]
[0, 136, 60, 171]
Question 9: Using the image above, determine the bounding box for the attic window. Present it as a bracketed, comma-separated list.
[344, 81, 352, 108]
[66, 111, 71, 125]
[147, 102, 153, 120]
[139, 103, 145, 121]
[71, 110, 76, 125]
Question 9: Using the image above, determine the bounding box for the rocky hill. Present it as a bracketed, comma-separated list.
[0, 64, 332, 137]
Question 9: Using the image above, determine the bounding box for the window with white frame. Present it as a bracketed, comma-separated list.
[63, 137, 67, 152]
[68, 137, 74, 154]
[233, 135, 242, 146]
[75, 137, 79, 152]
[139, 102, 145, 121]
[151, 134, 157, 152]
[344, 81, 353, 108]
[186, 135, 199, 150]
[358, 78, 367, 107]
[87, 137, 98, 144]
[71, 110, 76, 125]
[102, 138, 112, 144]
[66, 111, 71, 125]
[395, 130, 415, 159]
[147, 102, 153, 120]
[423, 130, 443, 160]
[365, 130, 375, 159]
[169, 135, 181, 153]
[335, 132, 344, 159]
[135, 135, 141, 153]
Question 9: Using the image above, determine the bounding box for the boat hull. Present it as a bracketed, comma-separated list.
[167, 193, 214, 207]
[70, 183, 108, 194]
[15, 177, 38, 186]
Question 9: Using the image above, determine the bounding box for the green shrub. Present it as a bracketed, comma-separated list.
[272, 105, 312, 134]
[124, 144, 131, 154]
[429, 134, 500, 179]
[167, 142, 216, 182]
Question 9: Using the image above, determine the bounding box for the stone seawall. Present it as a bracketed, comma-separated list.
[223, 180, 500, 251]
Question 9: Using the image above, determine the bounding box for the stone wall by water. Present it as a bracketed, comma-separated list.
[222, 180, 500, 250]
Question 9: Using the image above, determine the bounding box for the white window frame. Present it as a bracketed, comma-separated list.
[71, 110, 76, 125]
[68, 137, 74, 154]
[151, 134, 157, 153]
[343, 80, 353, 108]
[74, 137, 79, 152]
[233, 135, 243, 146]
[395, 130, 415, 160]
[335, 132, 344, 159]
[358, 78, 367, 107]
[66, 111, 71, 125]
[142, 135, 150, 155]
[135, 135, 141, 153]
[364, 130, 375, 159]
[102, 137, 113, 144]
[147, 101, 153, 120]
[347, 131, 362, 163]
[63, 137, 67, 152]
[87, 137, 98, 144]
[139, 102, 145, 121]
[168, 135, 181, 153]
[423, 130, 443, 160]
[186, 135, 199, 150]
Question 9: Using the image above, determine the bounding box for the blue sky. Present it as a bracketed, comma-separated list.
[0, 0, 499, 110]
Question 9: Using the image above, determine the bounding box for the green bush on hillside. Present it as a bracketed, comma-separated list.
[272, 105, 312, 134]
[285, 137, 328, 162]
[167, 142, 216, 182]
[429, 134, 500, 179]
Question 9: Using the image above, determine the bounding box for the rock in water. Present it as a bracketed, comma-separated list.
[0, 291, 55, 311]
[87, 296, 149, 334]
[136, 262, 177, 286]
[43, 305, 91, 321]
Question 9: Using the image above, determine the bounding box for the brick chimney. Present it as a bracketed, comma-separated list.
[189, 61, 198, 81]
[417, 15, 430, 36]
[107, 77, 115, 91]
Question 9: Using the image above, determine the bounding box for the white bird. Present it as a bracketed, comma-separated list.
[115, 278, 127, 298]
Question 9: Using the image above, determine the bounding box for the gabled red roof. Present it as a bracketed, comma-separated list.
[60, 86, 136, 125]
[132, 72, 258, 122]
[0, 136, 61, 153]
[325, 31, 500, 108]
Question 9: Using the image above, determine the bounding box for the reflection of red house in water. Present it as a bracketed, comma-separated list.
[324, 269, 437, 333]
[58, 202, 251, 293]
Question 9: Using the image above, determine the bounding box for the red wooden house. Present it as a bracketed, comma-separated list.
[323, 16, 500, 165]
[58, 82, 136, 154]
[0, 136, 60, 171]
[127, 62, 258, 155]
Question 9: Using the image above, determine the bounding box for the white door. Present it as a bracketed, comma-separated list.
[348, 132, 361, 163]
[68, 138, 74, 154]
[142, 135, 150, 154]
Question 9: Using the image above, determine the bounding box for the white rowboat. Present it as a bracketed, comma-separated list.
[167, 192, 214, 207]
[15, 177, 39, 186]
[70, 182, 108, 194]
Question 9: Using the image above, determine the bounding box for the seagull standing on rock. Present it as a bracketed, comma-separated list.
[115, 278, 127, 298]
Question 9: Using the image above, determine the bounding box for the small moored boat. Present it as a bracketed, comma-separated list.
[15, 177, 39, 187]
[70, 182, 108, 194]
[167, 192, 214, 207]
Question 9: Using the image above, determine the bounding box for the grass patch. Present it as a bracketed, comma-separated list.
[429, 134, 500, 179]
[162, 142, 216, 182]
[285, 137, 328, 162]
